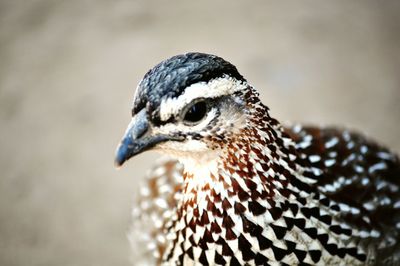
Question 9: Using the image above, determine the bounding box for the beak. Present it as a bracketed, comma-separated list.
[114, 109, 169, 167]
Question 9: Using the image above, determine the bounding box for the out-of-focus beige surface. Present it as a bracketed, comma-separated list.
[0, 1, 399, 265]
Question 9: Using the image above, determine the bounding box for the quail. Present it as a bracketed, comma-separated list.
[115, 52, 400, 265]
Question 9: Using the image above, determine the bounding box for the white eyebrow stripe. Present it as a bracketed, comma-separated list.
[159, 77, 246, 122]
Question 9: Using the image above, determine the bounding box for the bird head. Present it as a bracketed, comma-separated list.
[115, 53, 262, 167]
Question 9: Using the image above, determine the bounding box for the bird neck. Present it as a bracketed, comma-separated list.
[163, 96, 335, 264]
[179, 103, 311, 210]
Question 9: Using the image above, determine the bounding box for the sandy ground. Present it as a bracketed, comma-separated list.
[0, 1, 399, 265]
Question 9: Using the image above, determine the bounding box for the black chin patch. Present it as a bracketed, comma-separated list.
[132, 53, 246, 124]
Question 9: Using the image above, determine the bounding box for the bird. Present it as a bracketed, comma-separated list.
[115, 52, 400, 265]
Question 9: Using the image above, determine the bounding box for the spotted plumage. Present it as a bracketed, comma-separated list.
[115, 53, 400, 265]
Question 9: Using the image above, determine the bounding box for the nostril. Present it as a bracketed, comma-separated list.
[131, 109, 149, 139]
[134, 122, 148, 139]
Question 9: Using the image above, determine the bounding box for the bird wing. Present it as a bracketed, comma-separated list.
[129, 158, 184, 265]
[284, 124, 400, 262]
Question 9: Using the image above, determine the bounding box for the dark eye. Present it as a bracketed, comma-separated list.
[183, 101, 208, 124]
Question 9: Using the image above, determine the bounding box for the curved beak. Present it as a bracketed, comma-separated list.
[114, 109, 168, 167]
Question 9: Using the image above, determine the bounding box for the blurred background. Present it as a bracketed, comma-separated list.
[0, 1, 399, 265]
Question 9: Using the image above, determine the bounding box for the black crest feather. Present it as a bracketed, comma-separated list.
[132, 52, 245, 122]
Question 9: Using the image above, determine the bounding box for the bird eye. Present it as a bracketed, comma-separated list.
[183, 100, 208, 124]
